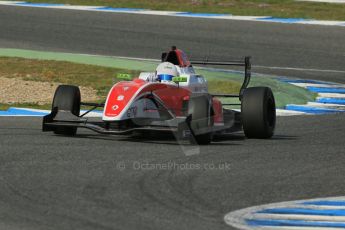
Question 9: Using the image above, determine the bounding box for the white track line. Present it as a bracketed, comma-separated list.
[307, 102, 345, 108]
[318, 93, 345, 98]
[289, 83, 345, 88]
[276, 109, 308, 116]
[254, 65, 345, 74]
[0, 1, 344, 26]
[0, 1, 24, 3]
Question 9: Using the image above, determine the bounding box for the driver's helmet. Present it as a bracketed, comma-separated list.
[156, 62, 179, 83]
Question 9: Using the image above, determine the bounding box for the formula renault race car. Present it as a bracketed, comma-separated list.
[42, 47, 276, 145]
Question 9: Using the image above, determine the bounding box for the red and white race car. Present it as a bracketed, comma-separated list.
[43, 47, 276, 144]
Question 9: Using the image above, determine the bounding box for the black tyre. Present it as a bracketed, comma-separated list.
[241, 87, 276, 138]
[188, 95, 213, 145]
[52, 85, 81, 136]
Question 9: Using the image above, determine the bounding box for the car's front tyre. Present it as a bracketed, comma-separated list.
[52, 85, 81, 136]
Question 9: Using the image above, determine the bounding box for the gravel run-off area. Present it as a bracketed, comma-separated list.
[0, 76, 99, 105]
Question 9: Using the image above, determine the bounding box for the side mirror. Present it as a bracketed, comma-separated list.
[172, 76, 188, 83]
[117, 73, 133, 81]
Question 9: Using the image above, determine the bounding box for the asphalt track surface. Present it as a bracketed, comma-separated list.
[0, 115, 345, 230]
[1, 4, 345, 230]
[0, 5, 345, 83]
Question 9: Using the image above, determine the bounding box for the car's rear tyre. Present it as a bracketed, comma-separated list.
[188, 95, 213, 145]
[241, 87, 276, 138]
[52, 85, 81, 136]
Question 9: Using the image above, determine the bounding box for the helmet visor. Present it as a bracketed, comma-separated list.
[158, 74, 174, 81]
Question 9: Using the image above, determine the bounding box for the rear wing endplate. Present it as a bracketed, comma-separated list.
[191, 56, 251, 99]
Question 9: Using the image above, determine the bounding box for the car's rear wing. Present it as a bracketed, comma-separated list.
[190, 56, 251, 100]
